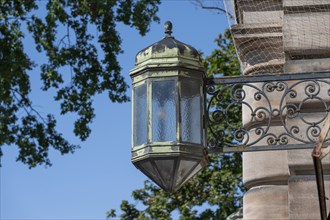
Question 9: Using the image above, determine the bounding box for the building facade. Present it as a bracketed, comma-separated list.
[229, 0, 330, 219]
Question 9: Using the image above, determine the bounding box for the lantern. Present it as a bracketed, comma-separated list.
[130, 21, 208, 192]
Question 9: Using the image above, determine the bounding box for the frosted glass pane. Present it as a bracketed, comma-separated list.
[154, 159, 175, 189]
[133, 83, 147, 146]
[138, 161, 163, 188]
[181, 80, 202, 143]
[175, 159, 198, 186]
[179, 162, 203, 187]
[152, 80, 176, 142]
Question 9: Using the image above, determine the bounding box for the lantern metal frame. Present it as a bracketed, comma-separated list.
[131, 66, 207, 153]
[130, 62, 208, 192]
[131, 67, 206, 148]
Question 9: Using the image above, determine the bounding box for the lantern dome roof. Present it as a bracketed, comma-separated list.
[131, 21, 204, 75]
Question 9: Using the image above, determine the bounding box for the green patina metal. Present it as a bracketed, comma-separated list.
[130, 21, 208, 193]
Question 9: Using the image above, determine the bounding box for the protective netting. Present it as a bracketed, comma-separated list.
[223, 0, 330, 75]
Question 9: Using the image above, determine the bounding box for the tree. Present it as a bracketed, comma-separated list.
[0, 0, 160, 168]
[108, 29, 244, 220]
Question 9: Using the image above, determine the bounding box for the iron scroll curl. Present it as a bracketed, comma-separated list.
[206, 73, 330, 152]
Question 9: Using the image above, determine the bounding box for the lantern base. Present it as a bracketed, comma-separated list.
[132, 144, 209, 192]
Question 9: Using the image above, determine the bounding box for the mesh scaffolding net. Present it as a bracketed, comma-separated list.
[221, 0, 330, 75]
[202, 0, 330, 149]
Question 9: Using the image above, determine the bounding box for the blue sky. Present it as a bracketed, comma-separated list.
[1, 1, 228, 219]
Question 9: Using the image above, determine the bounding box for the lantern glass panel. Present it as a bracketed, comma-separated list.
[181, 79, 202, 144]
[152, 80, 177, 142]
[154, 159, 175, 188]
[175, 159, 198, 186]
[137, 160, 163, 186]
[133, 83, 148, 146]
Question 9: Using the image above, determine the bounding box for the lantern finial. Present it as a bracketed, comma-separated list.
[164, 21, 173, 37]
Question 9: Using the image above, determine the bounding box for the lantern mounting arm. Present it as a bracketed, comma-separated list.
[205, 71, 330, 154]
[311, 112, 330, 220]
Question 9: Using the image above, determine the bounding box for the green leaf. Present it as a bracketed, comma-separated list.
[0, 0, 160, 167]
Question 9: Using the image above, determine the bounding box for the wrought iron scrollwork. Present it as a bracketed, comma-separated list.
[206, 73, 330, 152]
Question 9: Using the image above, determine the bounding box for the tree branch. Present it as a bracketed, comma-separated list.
[192, 0, 234, 20]
[11, 89, 47, 124]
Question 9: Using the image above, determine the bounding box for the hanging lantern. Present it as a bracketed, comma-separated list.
[130, 21, 208, 192]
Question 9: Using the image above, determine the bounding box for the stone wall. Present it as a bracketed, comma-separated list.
[230, 0, 330, 219]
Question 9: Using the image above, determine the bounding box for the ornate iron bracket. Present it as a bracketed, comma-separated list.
[206, 72, 330, 153]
